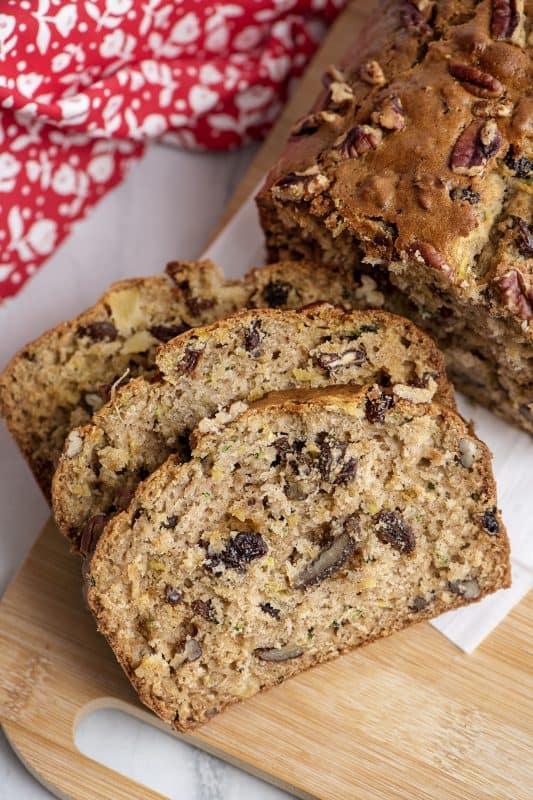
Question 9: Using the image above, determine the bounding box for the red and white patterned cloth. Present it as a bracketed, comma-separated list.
[0, 0, 345, 301]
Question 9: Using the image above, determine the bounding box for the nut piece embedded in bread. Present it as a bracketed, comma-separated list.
[52, 304, 454, 552]
[86, 386, 510, 731]
[257, 0, 533, 433]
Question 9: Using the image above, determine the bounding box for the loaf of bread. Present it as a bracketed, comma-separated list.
[86, 385, 510, 731]
[52, 304, 454, 553]
[0, 259, 363, 497]
[257, 0, 532, 433]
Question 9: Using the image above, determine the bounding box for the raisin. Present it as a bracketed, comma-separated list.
[316, 431, 333, 480]
[334, 458, 358, 486]
[481, 508, 499, 535]
[191, 598, 217, 622]
[450, 187, 480, 204]
[165, 585, 182, 605]
[272, 436, 291, 466]
[78, 321, 117, 342]
[177, 347, 202, 374]
[374, 510, 416, 554]
[260, 602, 281, 619]
[186, 296, 216, 316]
[244, 319, 262, 354]
[262, 280, 291, 307]
[206, 532, 268, 573]
[365, 391, 394, 423]
[410, 595, 431, 612]
[504, 146, 532, 179]
[514, 218, 533, 257]
[161, 514, 178, 529]
[150, 323, 190, 343]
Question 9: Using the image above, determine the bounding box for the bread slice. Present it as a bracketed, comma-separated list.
[86, 385, 510, 732]
[52, 304, 455, 553]
[0, 259, 360, 497]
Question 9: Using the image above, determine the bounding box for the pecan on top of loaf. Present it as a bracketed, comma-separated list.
[259, 0, 532, 312]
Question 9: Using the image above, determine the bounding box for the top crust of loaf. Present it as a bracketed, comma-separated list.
[0, 259, 360, 497]
[86, 384, 509, 731]
[257, 0, 532, 330]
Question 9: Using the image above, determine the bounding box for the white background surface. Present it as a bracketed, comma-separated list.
[0, 143, 292, 800]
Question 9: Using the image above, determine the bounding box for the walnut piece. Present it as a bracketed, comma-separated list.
[448, 63, 503, 98]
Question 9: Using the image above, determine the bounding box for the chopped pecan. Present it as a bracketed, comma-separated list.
[448, 578, 480, 599]
[450, 187, 480, 204]
[412, 241, 454, 279]
[272, 166, 330, 201]
[315, 347, 366, 372]
[490, 0, 520, 40]
[448, 63, 503, 98]
[191, 598, 217, 623]
[336, 124, 383, 158]
[514, 218, 533, 257]
[321, 65, 345, 89]
[295, 529, 357, 589]
[482, 508, 500, 535]
[364, 386, 394, 423]
[244, 319, 262, 355]
[472, 100, 513, 118]
[374, 510, 416, 554]
[78, 321, 117, 342]
[326, 80, 355, 113]
[263, 280, 291, 308]
[359, 60, 386, 86]
[371, 94, 405, 131]
[450, 120, 502, 176]
[254, 645, 304, 662]
[260, 602, 281, 619]
[494, 269, 533, 320]
[177, 347, 203, 374]
[503, 146, 531, 179]
[149, 323, 190, 343]
[205, 532, 268, 573]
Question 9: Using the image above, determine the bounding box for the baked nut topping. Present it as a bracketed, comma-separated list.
[448, 63, 503, 98]
[336, 124, 383, 158]
[371, 94, 405, 131]
[359, 60, 386, 86]
[450, 120, 502, 176]
[490, 0, 520, 41]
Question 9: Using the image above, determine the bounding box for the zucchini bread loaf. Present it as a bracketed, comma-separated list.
[86, 386, 510, 732]
[0, 259, 361, 497]
[257, 0, 533, 433]
[52, 304, 454, 553]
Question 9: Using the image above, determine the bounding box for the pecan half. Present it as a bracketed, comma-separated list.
[448, 63, 503, 98]
[295, 530, 357, 589]
[450, 120, 502, 176]
[336, 125, 383, 159]
[359, 60, 386, 86]
[412, 241, 454, 279]
[494, 269, 533, 320]
[374, 510, 416, 554]
[490, 0, 520, 40]
[514, 218, 533, 257]
[371, 94, 405, 131]
[315, 347, 366, 372]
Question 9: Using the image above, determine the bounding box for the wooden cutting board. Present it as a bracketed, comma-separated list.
[1, 3, 531, 798]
